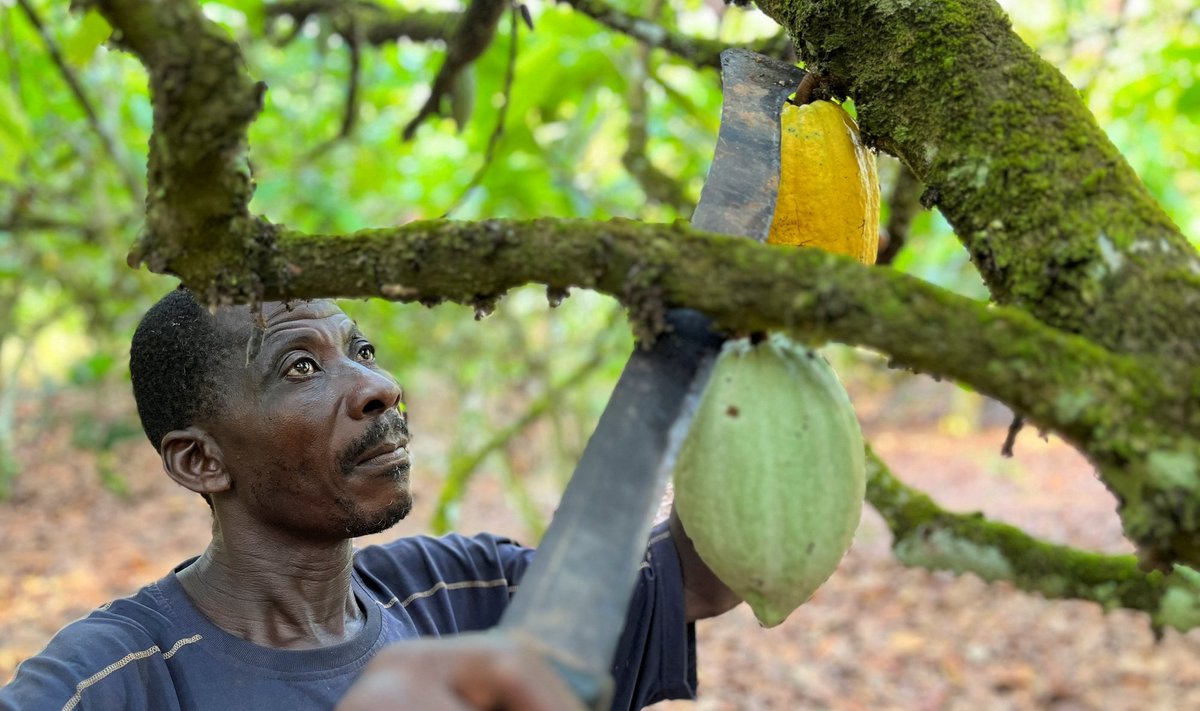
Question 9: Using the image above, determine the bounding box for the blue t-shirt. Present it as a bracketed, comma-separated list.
[0, 523, 696, 711]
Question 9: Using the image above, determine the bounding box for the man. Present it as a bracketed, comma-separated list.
[1, 288, 740, 710]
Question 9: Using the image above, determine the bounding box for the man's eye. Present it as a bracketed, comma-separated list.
[357, 343, 376, 362]
[287, 357, 319, 377]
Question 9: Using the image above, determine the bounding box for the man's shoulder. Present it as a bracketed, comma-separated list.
[352, 531, 534, 611]
[0, 583, 182, 711]
[47, 580, 177, 648]
[355, 531, 530, 573]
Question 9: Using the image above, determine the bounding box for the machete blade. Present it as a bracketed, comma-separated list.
[497, 49, 806, 710]
[692, 48, 806, 238]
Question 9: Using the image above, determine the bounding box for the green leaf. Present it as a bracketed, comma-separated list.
[0, 85, 31, 184]
[69, 353, 117, 386]
[63, 9, 112, 67]
[1178, 84, 1200, 115]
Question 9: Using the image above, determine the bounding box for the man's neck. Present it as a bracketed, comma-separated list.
[176, 516, 365, 650]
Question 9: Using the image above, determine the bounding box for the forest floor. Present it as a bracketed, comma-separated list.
[2, 375, 1198, 710]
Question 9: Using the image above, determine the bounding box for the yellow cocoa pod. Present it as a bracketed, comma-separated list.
[673, 335, 866, 627]
[768, 101, 880, 265]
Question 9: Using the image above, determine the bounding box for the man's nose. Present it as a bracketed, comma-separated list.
[349, 363, 404, 419]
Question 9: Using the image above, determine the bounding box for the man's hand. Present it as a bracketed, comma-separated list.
[669, 507, 742, 622]
[337, 635, 586, 711]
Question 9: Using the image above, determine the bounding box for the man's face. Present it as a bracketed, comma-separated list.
[204, 300, 412, 540]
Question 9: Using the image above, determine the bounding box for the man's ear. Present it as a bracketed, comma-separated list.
[160, 428, 232, 497]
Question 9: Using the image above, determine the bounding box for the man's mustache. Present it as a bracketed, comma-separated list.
[339, 410, 410, 476]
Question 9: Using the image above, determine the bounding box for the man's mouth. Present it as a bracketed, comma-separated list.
[341, 411, 411, 476]
[354, 438, 410, 469]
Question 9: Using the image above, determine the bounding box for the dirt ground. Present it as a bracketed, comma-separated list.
[2, 378, 1198, 710]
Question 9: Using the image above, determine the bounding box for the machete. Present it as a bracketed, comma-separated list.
[497, 49, 806, 709]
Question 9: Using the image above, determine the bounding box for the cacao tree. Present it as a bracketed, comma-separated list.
[18, 0, 1199, 634]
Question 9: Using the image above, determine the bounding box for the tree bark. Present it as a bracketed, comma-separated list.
[97, 0, 267, 298]
[753, 0, 1200, 366]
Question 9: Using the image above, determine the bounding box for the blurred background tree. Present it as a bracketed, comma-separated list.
[0, 0, 1196, 531]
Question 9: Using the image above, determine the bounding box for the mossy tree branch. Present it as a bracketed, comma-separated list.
[865, 448, 1200, 633]
[92, 0, 267, 300]
[172, 216, 1195, 573]
[753, 0, 1200, 366]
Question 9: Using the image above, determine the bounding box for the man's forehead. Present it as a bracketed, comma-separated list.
[217, 299, 344, 328]
[211, 300, 356, 357]
[261, 299, 344, 326]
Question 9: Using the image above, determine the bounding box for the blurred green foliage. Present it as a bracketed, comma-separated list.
[0, 0, 1195, 521]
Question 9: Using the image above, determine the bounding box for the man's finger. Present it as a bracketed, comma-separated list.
[336, 635, 587, 711]
[454, 644, 586, 711]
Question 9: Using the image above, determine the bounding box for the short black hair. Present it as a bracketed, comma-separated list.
[130, 287, 246, 453]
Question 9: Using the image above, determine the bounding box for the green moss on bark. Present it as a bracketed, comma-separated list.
[866, 449, 1200, 632]
[755, 0, 1200, 364]
[96, 0, 264, 288]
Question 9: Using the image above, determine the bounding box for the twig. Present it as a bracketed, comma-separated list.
[16, 0, 143, 202]
[877, 163, 923, 265]
[558, 0, 791, 69]
[431, 307, 622, 533]
[431, 346, 611, 533]
[499, 448, 548, 540]
[266, 1, 459, 46]
[441, 6, 521, 217]
[621, 0, 691, 214]
[1001, 414, 1024, 458]
[401, 0, 506, 141]
[337, 17, 362, 140]
[0, 204, 121, 235]
[302, 13, 365, 158]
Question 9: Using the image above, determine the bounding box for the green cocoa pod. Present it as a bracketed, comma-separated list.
[673, 334, 866, 627]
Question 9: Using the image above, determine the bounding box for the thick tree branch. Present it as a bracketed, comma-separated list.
[865, 448, 1200, 633]
[152, 214, 1200, 569]
[754, 0, 1200, 365]
[271, 0, 790, 71]
[93, 0, 266, 296]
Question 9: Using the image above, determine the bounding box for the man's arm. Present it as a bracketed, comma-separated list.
[667, 507, 742, 622]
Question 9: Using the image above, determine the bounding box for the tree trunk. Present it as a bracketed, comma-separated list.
[754, 0, 1200, 365]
